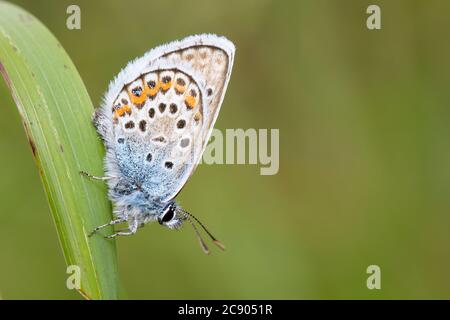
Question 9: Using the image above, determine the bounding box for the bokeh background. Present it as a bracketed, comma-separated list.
[1, 0, 450, 299]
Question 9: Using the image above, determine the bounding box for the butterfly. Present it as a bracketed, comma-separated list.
[82, 34, 235, 253]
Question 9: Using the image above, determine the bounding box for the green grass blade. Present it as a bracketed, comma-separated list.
[0, 2, 119, 299]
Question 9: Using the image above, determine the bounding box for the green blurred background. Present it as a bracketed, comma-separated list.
[1, 0, 450, 299]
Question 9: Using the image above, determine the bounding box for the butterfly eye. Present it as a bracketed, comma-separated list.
[161, 206, 175, 223]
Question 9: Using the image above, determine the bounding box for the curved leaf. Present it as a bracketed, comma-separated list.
[0, 2, 119, 299]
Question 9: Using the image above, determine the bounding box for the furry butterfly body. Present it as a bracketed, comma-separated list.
[86, 34, 234, 252]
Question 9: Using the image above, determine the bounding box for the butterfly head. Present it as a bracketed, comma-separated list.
[157, 202, 185, 229]
[157, 202, 226, 254]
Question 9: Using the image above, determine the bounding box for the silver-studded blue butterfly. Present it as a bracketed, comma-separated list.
[82, 34, 235, 253]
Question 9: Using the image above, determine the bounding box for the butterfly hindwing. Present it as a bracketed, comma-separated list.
[95, 34, 235, 203]
[111, 68, 204, 202]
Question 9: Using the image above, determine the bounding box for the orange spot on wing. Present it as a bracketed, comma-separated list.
[124, 105, 132, 115]
[128, 89, 146, 106]
[114, 105, 131, 119]
[131, 95, 146, 105]
[159, 80, 172, 92]
[175, 84, 186, 94]
[145, 82, 159, 97]
[185, 95, 196, 109]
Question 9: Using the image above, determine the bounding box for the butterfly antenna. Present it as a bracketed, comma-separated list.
[185, 215, 210, 254]
[182, 209, 226, 251]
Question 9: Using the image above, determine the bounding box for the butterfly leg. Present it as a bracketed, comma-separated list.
[104, 230, 136, 239]
[89, 218, 126, 237]
[80, 170, 115, 181]
[104, 218, 138, 239]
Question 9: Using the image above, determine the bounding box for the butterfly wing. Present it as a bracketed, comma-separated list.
[158, 35, 235, 154]
[94, 34, 235, 203]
